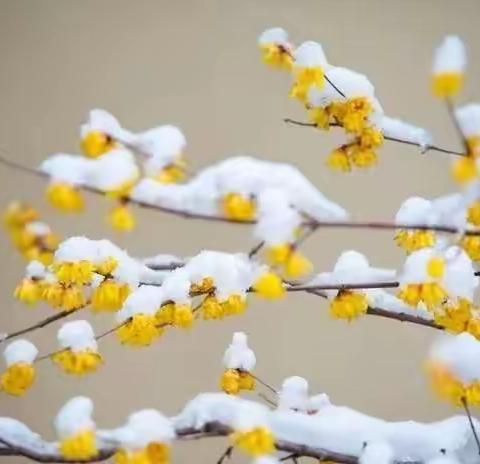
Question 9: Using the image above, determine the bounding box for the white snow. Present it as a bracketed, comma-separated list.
[57, 320, 97, 352]
[432, 36, 466, 75]
[54, 396, 95, 439]
[223, 332, 256, 371]
[3, 339, 38, 366]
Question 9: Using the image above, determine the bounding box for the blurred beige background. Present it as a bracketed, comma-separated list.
[0, 0, 479, 461]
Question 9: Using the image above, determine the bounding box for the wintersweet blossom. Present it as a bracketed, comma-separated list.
[290, 41, 329, 103]
[220, 332, 256, 395]
[258, 27, 293, 71]
[0, 340, 38, 396]
[427, 333, 480, 407]
[54, 396, 98, 460]
[431, 36, 466, 98]
[51, 321, 103, 375]
[310, 250, 396, 321]
[111, 410, 175, 464]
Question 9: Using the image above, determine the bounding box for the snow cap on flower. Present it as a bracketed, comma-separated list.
[380, 116, 432, 152]
[116, 285, 164, 322]
[254, 188, 301, 245]
[429, 333, 480, 384]
[258, 28, 290, 48]
[432, 36, 466, 75]
[293, 41, 328, 68]
[40, 154, 91, 185]
[3, 340, 38, 366]
[113, 409, 175, 450]
[359, 442, 394, 464]
[86, 149, 139, 191]
[223, 332, 256, 371]
[395, 197, 435, 225]
[26, 260, 46, 279]
[333, 250, 395, 283]
[57, 320, 97, 352]
[455, 103, 480, 137]
[80, 109, 123, 139]
[399, 248, 444, 284]
[443, 246, 477, 301]
[137, 125, 186, 174]
[25, 221, 51, 236]
[277, 376, 309, 411]
[55, 396, 95, 438]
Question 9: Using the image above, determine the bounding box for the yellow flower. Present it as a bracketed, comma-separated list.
[91, 280, 130, 312]
[23, 247, 54, 266]
[114, 443, 170, 464]
[260, 44, 293, 70]
[173, 304, 194, 329]
[220, 369, 240, 395]
[61, 286, 87, 311]
[14, 278, 41, 306]
[10, 228, 35, 251]
[341, 98, 372, 135]
[359, 127, 384, 149]
[284, 251, 313, 278]
[398, 283, 447, 310]
[3, 202, 38, 229]
[426, 362, 466, 406]
[451, 156, 477, 184]
[434, 299, 472, 333]
[467, 317, 480, 340]
[307, 107, 330, 130]
[431, 73, 463, 98]
[265, 244, 290, 266]
[190, 277, 215, 294]
[467, 201, 480, 226]
[221, 294, 247, 316]
[222, 193, 256, 221]
[95, 257, 119, 275]
[59, 429, 98, 460]
[238, 371, 255, 391]
[426, 256, 445, 279]
[109, 204, 136, 231]
[81, 130, 116, 158]
[155, 303, 175, 326]
[0, 362, 35, 396]
[201, 296, 225, 320]
[52, 349, 103, 375]
[42, 282, 65, 308]
[53, 260, 94, 285]
[117, 314, 162, 347]
[394, 230, 436, 254]
[460, 235, 480, 261]
[290, 67, 325, 103]
[253, 272, 285, 299]
[326, 147, 351, 172]
[330, 290, 369, 321]
[349, 146, 378, 169]
[46, 183, 84, 212]
[155, 163, 186, 184]
[232, 427, 275, 456]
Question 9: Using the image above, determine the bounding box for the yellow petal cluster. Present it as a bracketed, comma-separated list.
[329, 290, 369, 321]
[232, 427, 275, 456]
[221, 193, 256, 221]
[52, 350, 103, 375]
[220, 369, 255, 395]
[59, 429, 98, 460]
[0, 362, 36, 396]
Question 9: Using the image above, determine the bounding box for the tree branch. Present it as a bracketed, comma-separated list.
[283, 118, 466, 157]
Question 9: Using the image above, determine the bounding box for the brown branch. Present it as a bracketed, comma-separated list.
[283, 118, 466, 157]
[0, 306, 84, 344]
[2, 153, 479, 236]
[0, 421, 391, 464]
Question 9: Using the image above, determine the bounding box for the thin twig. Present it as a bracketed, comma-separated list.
[252, 373, 277, 395]
[257, 392, 277, 408]
[0, 306, 84, 344]
[461, 397, 480, 455]
[216, 446, 233, 464]
[286, 281, 399, 292]
[248, 241, 265, 259]
[283, 118, 466, 157]
[445, 98, 468, 154]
